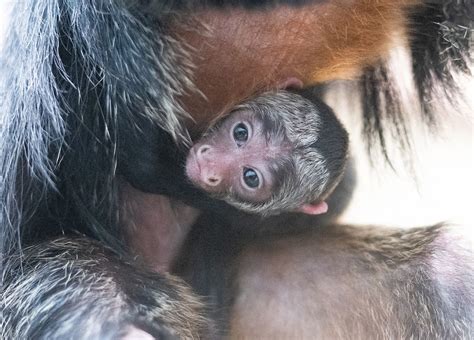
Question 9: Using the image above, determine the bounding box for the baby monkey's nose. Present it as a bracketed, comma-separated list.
[204, 174, 222, 186]
[195, 144, 225, 187]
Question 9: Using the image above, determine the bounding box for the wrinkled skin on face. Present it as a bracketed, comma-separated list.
[186, 109, 292, 204]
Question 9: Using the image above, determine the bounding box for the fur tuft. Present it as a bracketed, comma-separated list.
[1, 237, 211, 339]
[359, 0, 472, 163]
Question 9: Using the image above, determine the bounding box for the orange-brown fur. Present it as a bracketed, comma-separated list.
[172, 0, 419, 130]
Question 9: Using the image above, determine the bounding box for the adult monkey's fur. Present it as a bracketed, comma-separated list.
[2, 238, 211, 339]
[361, 0, 472, 162]
[0, 0, 472, 337]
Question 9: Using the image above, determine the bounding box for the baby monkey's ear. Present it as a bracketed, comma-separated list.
[297, 201, 328, 215]
[277, 77, 303, 90]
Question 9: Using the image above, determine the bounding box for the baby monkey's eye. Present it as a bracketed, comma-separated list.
[233, 123, 249, 145]
[243, 168, 259, 188]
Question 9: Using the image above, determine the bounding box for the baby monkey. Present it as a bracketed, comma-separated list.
[186, 91, 349, 216]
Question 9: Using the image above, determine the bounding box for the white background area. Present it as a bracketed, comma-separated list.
[327, 77, 474, 234]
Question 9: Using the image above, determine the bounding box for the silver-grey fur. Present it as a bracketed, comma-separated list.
[1, 237, 211, 339]
[0, 0, 193, 260]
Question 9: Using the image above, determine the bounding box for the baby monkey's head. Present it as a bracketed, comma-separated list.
[186, 91, 348, 216]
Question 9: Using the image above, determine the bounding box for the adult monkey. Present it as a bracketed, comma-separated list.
[0, 0, 472, 338]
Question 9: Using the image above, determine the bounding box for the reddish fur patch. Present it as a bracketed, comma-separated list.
[172, 0, 418, 131]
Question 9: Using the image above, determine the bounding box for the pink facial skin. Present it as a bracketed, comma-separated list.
[186, 107, 329, 216]
[186, 109, 283, 204]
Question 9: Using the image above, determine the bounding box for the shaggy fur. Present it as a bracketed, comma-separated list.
[0, 0, 196, 260]
[360, 0, 472, 162]
[1, 237, 211, 339]
[0, 0, 471, 337]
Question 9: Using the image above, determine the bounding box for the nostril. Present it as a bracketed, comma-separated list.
[206, 176, 221, 186]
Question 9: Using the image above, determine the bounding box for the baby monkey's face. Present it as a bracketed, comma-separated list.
[186, 109, 291, 204]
